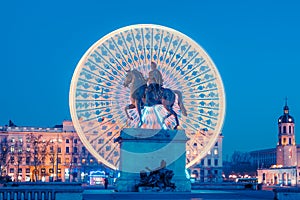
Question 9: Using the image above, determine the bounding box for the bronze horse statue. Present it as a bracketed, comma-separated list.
[123, 69, 187, 129]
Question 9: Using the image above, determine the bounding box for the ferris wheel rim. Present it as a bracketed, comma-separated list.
[69, 24, 226, 170]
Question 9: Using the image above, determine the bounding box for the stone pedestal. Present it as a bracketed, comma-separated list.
[116, 128, 191, 192]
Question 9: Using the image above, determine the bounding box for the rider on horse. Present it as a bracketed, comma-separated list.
[146, 61, 163, 106]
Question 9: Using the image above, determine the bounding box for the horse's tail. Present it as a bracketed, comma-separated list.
[173, 90, 187, 116]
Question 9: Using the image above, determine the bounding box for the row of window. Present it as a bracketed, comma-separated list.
[7, 146, 85, 154]
[8, 155, 96, 165]
[3, 138, 78, 144]
[9, 168, 62, 174]
[279, 126, 294, 134]
[200, 158, 219, 166]
[278, 137, 293, 145]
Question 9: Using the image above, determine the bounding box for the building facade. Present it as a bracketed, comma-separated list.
[0, 121, 106, 183]
[257, 101, 300, 186]
[0, 120, 223, 183]
[189, 134, 223, 182]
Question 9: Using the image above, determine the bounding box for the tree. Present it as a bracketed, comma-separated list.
[230, 151, 257, 177]
[26, 133, 49, 182]
[0, 136, 9, 177]
[12, 140, 24, 182]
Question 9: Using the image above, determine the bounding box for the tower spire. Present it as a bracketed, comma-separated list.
[284, 97, 289, 114]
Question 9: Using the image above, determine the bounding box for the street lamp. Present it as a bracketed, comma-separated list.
[81, 159, 86, 182]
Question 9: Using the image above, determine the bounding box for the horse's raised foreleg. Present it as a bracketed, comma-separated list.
[163, 105, 179, 130]
[125, 104, 135, 120]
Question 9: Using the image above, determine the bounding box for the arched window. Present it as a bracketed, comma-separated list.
[289, 126, 292, 134]
[283, 126, 286, 133]
[279, 126, 281, 134]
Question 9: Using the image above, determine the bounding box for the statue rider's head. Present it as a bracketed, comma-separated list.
[151, 61, 157, 70]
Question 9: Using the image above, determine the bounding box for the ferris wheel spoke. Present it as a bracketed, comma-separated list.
[77, 78, 112, 91]
[161, 38, 183, 75]
[184, 110, 219, 121]
[119, 32, 140, 69]
[108, 36, 136, 70]
[80, 68, 121, 87]
[104, 143, 120, 164]
[168, 44, 192, 76]
[169, 68, 211, 90]
[87, 58, 124, 82]
[96, 130, 121, 153]
[172, 56, 205, 83]
[181, 115, 216, 131]
[183, 88, 219, 97]
[159, 34, 174, 76]
[88, 123, 121, 144]
[80, 108, 123, 123]
[94, 45, 128, 77]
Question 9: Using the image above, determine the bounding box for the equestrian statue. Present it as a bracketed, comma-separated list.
[123, 62, 187, 129]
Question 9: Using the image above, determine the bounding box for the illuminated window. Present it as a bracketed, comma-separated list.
[214, 149, 218, 155]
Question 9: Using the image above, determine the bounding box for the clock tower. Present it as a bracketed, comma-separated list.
[276, 99, 297, 167]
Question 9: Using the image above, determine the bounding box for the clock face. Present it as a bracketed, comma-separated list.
[69, 24, 226, 170]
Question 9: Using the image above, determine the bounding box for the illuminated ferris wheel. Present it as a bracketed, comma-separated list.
[69, 24, 226, 170]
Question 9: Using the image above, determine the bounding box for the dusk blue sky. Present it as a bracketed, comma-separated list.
[1, 0, 300, 158]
